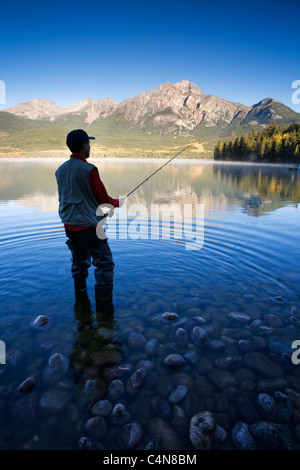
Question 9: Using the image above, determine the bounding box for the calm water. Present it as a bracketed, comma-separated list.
[0, 158, 300, 450]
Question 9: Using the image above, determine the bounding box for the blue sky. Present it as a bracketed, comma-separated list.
[1, 0, 300, 111]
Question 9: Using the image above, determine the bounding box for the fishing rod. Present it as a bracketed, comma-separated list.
[98, 138, 201, 221]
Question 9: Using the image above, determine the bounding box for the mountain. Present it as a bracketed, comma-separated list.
[1, 80, 300, 157]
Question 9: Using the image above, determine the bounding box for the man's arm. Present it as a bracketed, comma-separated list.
[89, 167, 119, 207]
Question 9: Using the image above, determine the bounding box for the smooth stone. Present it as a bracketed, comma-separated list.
[250, 421, 293, 450]
[257, 393, 277, 421]
[164, 354, 186, 370]
[267, 336, 293, 357]
[128, 332, 147, 350]
[257, 377, 288, 393]
[84, 379, 107, 405]
[274, 391, 293, 423]
[17, 377, 36, 393]
[244, 352, 284, 377]
[32, 315, 49, 327]
[118, 422, 143, 449]
[174, 328, 189, 347]
[162, 312, 179, 321]
[232, 422, 257, 450]
[39, 389, 70, 414]
[136, 360, 154, 371]
[228, 312, 251, 323]
[152, 312, 179, 323]
[126, 368, 147, 395]
[107, 379, 125, 401]
[256, 325, 274, 336]
[213, 424, 227, 445]
[184, 349, 200, 365]
[110, 403, 131, 426]
[191, 326, 208, 347]
[144, 338, 158, 356]
[148, 418, 182, 450]
[189, 411, 216, 450]
[85, 416, 108, 441]
[78, 436, 104, 450]
[168, 385, 188, 404]
[91, 399, 113, 417]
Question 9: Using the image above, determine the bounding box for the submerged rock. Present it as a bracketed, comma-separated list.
[128, 332, 146, 350]
[144, 338, 158, 356]
[232, 422, 257, 450]
[244, 352, 284, 377]
[257, 393, 277, 421]
[191, 326, 208, 347]
[118, 422, 143, 449]
[107, 379, 125, 401]
[126, 368, 147, 395]
[91, 399, 113, 417]
[189, 411, 216, 450]
[78, 436, 104, 450]
[168, 385, 188, 404]
[17, 377, 36, 393]
[85, 416, 108, 441]
[164, 354, 186, 370]
[250, 421, 293, 450]
[274, 391, 293, 423]
[228, 312, 251, 323]
[83, 379, 107, 405]
[32, 315, 50, 328]
[174, 328, 189, 347]
[110, 403, 131, 426]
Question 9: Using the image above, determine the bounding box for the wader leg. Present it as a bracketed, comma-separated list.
[66, 239, 91, 299]
[90, 240, 115, 313]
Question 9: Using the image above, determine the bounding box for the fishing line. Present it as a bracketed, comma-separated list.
[99, 138, 201, 221]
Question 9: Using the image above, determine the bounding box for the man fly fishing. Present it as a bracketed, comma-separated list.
[56, 130, 199, 314]
[55, 129, 123, 314]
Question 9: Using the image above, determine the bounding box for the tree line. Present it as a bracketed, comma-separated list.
[214, 122, 300, 163]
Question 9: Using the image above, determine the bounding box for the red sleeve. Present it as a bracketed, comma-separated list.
[89, 167, 119, 207]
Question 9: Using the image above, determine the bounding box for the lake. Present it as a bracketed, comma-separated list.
[0, 158, 300, 450]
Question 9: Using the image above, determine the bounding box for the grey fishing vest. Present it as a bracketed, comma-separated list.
[55, 157, 100, 226]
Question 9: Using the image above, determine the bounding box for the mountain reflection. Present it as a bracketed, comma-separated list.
[0, 159, 299, 217]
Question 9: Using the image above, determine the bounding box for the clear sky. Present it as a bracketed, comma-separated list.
[1, 0, 300, 112]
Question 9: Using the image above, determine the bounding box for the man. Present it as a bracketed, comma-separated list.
[55, 129, 122, 313]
